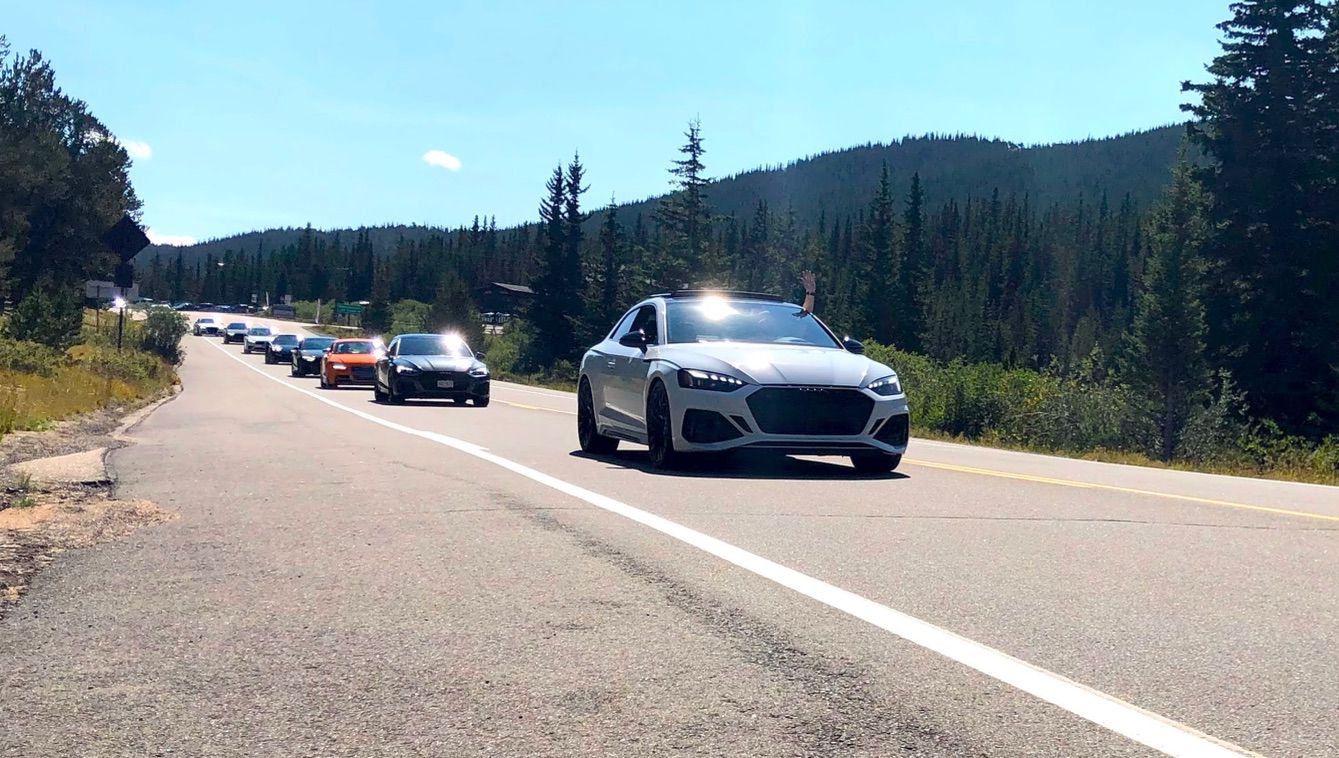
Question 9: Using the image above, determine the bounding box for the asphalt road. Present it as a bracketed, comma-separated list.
[3, 317, 1337, 757]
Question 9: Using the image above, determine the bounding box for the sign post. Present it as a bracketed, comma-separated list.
[100, 215, 151, 350]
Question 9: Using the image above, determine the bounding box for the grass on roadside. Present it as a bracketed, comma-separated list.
[0, 310, 180, 439]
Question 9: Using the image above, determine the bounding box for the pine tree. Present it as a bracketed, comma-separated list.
[862, 164, 898, 343]
[362, 266, 393, 334]
[564, 152, 589, 336]
[428, 268, 483, 345]
[655, 119, 712, 286]
[898, 172, 926, 351]
[1183, 0, 1338, 434]
[1123, 162, 1211, 461]
[588, 199, 626, 340]
[529, 164, 581, 365]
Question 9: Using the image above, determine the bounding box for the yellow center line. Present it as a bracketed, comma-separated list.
[904, 458, 1339, 524]
[498, 399, 577, 415]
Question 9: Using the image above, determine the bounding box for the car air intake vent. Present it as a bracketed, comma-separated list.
[746, 387, 873, 435]
[875, 414, 910, 446]
[682, 409, 744, 444]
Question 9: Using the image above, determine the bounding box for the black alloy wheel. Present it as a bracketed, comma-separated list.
[578, 379, 618, 454]
[645, 381, 682, 470]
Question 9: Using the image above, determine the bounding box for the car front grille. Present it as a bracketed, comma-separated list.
[746, 387, 874, 435]
[350, 366, 375, 381]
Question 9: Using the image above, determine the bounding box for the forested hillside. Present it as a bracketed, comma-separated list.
[138, 125, 1183, 268]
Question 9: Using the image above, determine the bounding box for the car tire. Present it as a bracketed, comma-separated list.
[264, 352, 274, 364]
[850, 452, 902, 474]
[373, 380, 388, 403]
[578, 379, 618, 454]
[386, 378, 405, 404]
[473, 396, 489, 407]
[290, 363, 300, 377]
[646, 381, 683, 470]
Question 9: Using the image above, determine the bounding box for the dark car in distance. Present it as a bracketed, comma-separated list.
[290, 336, 336, 377]
[265, 333, 301, 364]
[373, 333, 489, 406]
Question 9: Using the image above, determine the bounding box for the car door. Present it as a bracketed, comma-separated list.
[606, 304, 659, 433]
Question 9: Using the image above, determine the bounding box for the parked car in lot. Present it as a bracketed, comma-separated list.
[242, 326, 274, 353]
[578, 290, 910, 472]
[290, 336, 336, 377]
[319, 338, 382, 388]
[373, 333, 490, 406]
[192, 317, 221, 336]
[265, 333, 300, 364]
[221, 321, 250, 343]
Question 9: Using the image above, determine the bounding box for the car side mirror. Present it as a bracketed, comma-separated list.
[474, 351, 486, 361]
[618, 329, 649, 349]
[842, 337, 865, 354]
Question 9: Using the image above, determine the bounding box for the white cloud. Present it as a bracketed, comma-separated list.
[120, 139, 152, 160]
[146, 230, 197, 247]
[422, 149, 462, 171]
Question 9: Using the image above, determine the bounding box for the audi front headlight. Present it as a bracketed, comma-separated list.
[396, 363, 420, 374]
[866, 375, 903, 396]
[677, 368, 746, 392]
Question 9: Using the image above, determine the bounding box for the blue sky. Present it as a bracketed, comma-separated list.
[8, 1, 1229, 245]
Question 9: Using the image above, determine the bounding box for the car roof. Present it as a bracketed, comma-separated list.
[332, 337, 375, 343]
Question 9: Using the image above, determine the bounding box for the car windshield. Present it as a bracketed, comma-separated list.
[299, 338, 335, 351]
[665, 299, 840, 348]
[197, 318, 213, 323]
[247, 327, 271, 336]
[396, 335, 474, 357]
[272, 335, 299, 346]
[333, 341, 376, 354]
[226, 322, 246, 329]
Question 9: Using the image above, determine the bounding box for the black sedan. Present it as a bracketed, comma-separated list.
[290, 336, 336, 377]
[264, 333, 301, 364]
[373, 333, 489, 406]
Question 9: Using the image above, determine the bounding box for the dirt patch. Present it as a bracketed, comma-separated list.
[0, 480, 176, 613]
[0, 407, 125, 466]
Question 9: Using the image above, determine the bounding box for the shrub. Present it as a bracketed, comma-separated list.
[0, 337, 65, 375]
[68, 344, 168, 384]
[139, 307, 188, 364]
[5, 285, 83, 349]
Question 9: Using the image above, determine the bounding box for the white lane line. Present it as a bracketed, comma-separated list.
[493, 382, 579, 401]
[201, 338, 1257, 758]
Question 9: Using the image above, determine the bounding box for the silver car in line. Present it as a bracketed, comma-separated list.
[577, 290, 910, 473]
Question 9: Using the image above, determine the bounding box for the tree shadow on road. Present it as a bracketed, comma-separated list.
[569, 449, 909, 481]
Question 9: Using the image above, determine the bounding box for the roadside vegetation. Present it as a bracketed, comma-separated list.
[0, 308, 184, 439]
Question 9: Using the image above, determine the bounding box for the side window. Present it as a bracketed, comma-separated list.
[629, 305, 659, 344]
[609, 307, 642, 340]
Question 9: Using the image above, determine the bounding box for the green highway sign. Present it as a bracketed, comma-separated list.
[334, 303, 364, 316]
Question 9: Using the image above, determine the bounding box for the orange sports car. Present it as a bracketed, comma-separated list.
[319, 338, 382, 388]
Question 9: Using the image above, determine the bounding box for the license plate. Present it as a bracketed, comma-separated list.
[437, 380, 454, 389]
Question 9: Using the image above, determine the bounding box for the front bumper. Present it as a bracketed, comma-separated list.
[394, 371, 489, 399]
[327, 364, 377, 385]
[665, 384, 910, 455]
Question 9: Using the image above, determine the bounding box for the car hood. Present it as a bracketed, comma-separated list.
[396, 355, 481, 373]
[652, 343, 893, 387]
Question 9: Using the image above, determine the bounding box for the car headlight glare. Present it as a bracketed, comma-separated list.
[866, 375, 903, 396]
[396, 364, 419, 374]
[330, 363, 347, 370]
[469, 367, 488, 378]
[678, 368, 746, 392]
